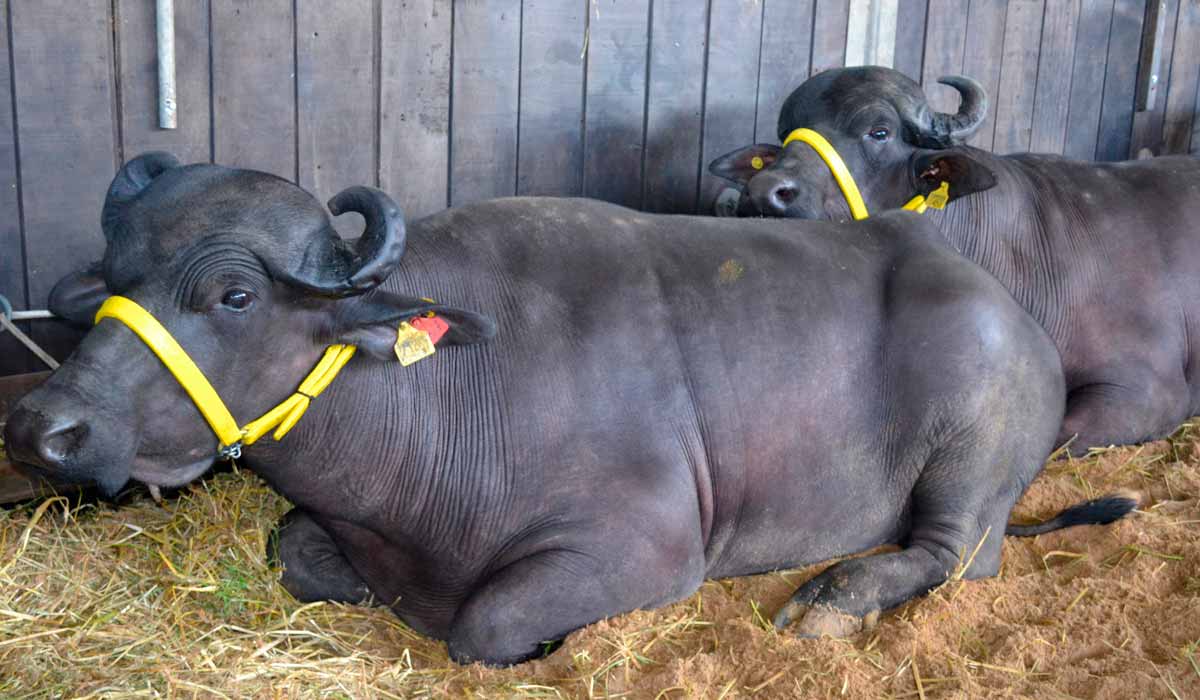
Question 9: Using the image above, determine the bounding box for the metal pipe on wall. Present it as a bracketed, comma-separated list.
[156, 0, 177, 129]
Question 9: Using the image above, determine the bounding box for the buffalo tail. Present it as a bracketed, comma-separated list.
[1005, 490, 1140, 537]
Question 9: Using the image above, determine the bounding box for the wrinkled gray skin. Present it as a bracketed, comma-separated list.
[7, 154, 1082, 666]
[710, 66, 1200, 456]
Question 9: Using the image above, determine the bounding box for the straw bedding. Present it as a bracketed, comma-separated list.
[1, 427, 1199, 698]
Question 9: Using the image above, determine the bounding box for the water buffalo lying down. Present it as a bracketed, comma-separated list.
[5, 154, 1134, 666]
[710, 66, 1200, 456]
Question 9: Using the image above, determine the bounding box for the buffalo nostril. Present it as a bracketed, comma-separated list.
[38, 421, 88, 465]
[6, 407, 89, 470]
[774, 186, 798, 205]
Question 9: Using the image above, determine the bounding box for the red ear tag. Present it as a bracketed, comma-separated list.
[410, 315, 449, 344]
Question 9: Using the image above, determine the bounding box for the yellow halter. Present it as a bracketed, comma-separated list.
[94, 295, 356, 459]
[779, 128, 949, 219]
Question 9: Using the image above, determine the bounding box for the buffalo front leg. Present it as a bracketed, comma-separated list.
[773, 526, 999, 637]
[775, 440, 1027, 638]
[447, 536, 704, 666]
[267, 508, 375, 605]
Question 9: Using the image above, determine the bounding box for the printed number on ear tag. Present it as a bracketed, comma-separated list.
[925, 181, 951, 210]
[394, 322, 436, 367]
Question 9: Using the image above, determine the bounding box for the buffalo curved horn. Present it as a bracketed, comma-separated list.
[101, 151, 180, 241]
[898, 76, 988, 148]
[290, 186, 407, 297]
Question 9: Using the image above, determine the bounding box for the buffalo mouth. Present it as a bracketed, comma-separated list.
[130, 450, 215, 491]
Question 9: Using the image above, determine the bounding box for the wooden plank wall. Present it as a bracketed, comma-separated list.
[2, 0, 1199, 375]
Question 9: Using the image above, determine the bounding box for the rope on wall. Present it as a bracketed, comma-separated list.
[0, 295, 59, 369]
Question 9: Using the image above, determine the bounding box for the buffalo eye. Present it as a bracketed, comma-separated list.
[867, 127, 890, 142]
[220, 289, 254, 312]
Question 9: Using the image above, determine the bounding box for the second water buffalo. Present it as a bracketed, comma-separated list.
[712, 66, 1200, 455]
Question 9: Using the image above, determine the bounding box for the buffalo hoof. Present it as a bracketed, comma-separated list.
[775, 603, 879, 638]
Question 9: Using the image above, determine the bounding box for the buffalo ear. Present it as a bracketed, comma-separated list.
[911, 149, 998, 202]
[48, 262, 109, 327]
[708, 144, 782, 188]
[331, 291, 496, 361]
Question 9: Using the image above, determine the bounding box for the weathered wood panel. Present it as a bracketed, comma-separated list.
[582, 0, 650, 209]
[1030, 0, 1081, 154]
[1095, 0, 1147, 160]
[920, 0, 968, 114]
[379, 0, 451, 219]
[116, 0, 211, 165]
[811, 0, 851, 74]
[961, 0, 1009, 150]
[755, 0, 815, 143]
[211, 0, 295, 179]
[9, 0, 116, 363]
[1163, 0, 1200, 154]
[0, 0, 34, 376]
[517, 0, 585, 197]
[1064, 0, 1116, 159]
[697, 0, 764, 210]
[992, 0, 1046, 154]
[1130, 0, 1180, 155]
[845, 0, 897, 68]
[891, 0, 928, 80]
[296, 0, 376, 236]
[643, 0, 709, 213]
[450, 0, 521, 206]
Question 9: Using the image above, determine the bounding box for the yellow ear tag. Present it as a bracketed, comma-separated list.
[750, 156, 765, 170]
[925, 181, 951, 210]
[394, 321, 436, 367]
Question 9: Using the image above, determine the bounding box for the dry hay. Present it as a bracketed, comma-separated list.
[2, 426, 1200, 699]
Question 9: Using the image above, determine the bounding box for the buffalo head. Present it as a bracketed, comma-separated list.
[709, 66, 997, 219]
[4, 153, 493, 495]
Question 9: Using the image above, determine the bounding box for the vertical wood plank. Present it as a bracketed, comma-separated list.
[993, 0, 1046, 154]
[10, 0, 117, 362]
[211, 0, 295, 179]
[1162, 0, 1200, 153]
[582, 0, 650, 209]
[1130, 0, 1179, 154]
[379, 0, 451, 219]
[117, 0, 211, 164]
[450, 0, 521, 206]
[643, 0, 709, 213]
[756, 0, 815, 142]
[920, 0, 968, 114]
[296, 0, 375, 236]
[891, 0, 928, 80]
[1134, 0, 1169, 110]
[960, 0, 1008, 151]
[0, 0, 34, 375]
[1193, 85, 1200, 154]
[517, 0, 586, 197]
[1095, 0, 1146, 160]
[1030, 0, 1081, 154]
[697, 0, 764, 210]
[811, 0, 851, 74]
[1064, 0, 1116, 159]
[846, 0, 897, 68]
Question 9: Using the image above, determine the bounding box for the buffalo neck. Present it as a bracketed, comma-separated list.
[239, 225, 518, 545]
[923, 149, 1093, 351]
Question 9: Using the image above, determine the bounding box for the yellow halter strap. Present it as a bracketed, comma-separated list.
[779, 127, 950, 219]
[94, 295, 356, 459]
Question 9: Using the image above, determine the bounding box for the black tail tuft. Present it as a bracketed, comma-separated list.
[1005, 491, 1140, 537]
